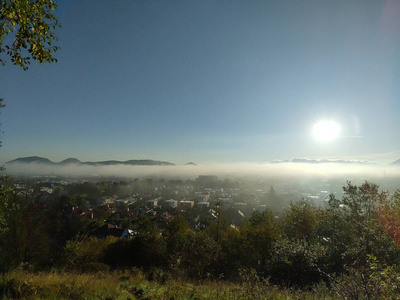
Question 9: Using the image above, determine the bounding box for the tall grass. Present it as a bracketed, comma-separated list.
[0, 269, 339, 299]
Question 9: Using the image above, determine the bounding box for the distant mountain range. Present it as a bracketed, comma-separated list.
[7, 156, 175, 166]
[6, 156, 400, 166]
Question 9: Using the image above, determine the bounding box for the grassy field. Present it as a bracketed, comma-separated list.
[0, 269, 338, 300]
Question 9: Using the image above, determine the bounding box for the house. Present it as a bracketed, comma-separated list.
[179, 200, 194, 209]
[202, 209, 218, 221]
[197, 202, 210, 210]
[165, 199, 178, 208]
[89, 223, 133, 239]
[153, 212, 173, 229]
[147, 199, 158, 208]
[225, 209, 245, 226]
[194, 192, 210, 202]
[130, 205, 154, 217]
[145, 209, 157, 217]
[107, 209, 136, 226]
[98, 203, 117, 214]
[71, 206, 93, 219]
[217, 197, 231, 211]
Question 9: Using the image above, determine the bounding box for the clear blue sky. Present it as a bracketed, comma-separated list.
[1, 0, 400, 164]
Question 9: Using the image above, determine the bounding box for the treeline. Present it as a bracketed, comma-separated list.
[1, 180, 400, 297]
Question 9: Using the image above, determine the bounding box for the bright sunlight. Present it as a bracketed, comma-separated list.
[312, 120, 341, 142]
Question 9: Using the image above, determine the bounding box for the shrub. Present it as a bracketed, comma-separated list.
[266, 238, 327, 287]
[328, 255, 400, 299]
[62, 236, 117, 272]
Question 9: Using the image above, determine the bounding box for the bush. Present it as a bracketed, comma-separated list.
[62, 236, 117, 272]
[266, 238, 327, 287]
[328, 255, 400, 299]
[238, 268, 270, 299]
[147, 267, 171, 284]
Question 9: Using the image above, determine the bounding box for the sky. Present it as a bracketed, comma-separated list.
[1, 0, 400, 165]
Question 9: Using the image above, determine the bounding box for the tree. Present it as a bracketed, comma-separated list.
[283, 199, 319, 243]
[265, 186, 285, 211]
[341, 181, 392, 263]
[0, 99, 8, 236]
[0, 0, 60, 70]
[0, 1, 60, 270]
[239, 210, 280, 270]
[379, 190, 400, 246]
[0, 191, 52, 269]
[164, 215, 192, 253]
[319, 182, 399, 271]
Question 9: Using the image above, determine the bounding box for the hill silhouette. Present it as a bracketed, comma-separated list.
[7, 156, 175, 166]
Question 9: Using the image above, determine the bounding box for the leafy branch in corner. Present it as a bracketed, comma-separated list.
[0, 0, 60, 70]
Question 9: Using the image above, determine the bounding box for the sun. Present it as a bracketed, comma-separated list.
[312, 120, 340, 142]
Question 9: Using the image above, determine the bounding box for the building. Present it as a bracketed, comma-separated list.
[147, 199, 158, 208]
[180, 200, 194, 209]
[165, 199, 178, 208]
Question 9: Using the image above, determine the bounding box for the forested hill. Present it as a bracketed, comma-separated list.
[6, 156, 175, 166]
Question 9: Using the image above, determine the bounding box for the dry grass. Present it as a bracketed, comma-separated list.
[0, 269, 338, 299]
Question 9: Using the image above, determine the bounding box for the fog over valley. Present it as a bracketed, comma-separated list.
[5, 156, 400, 195]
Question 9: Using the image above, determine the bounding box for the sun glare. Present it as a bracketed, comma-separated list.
[312, 120, 340, 142]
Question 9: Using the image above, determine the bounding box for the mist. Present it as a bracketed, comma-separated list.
[4, 162, 399, 181]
